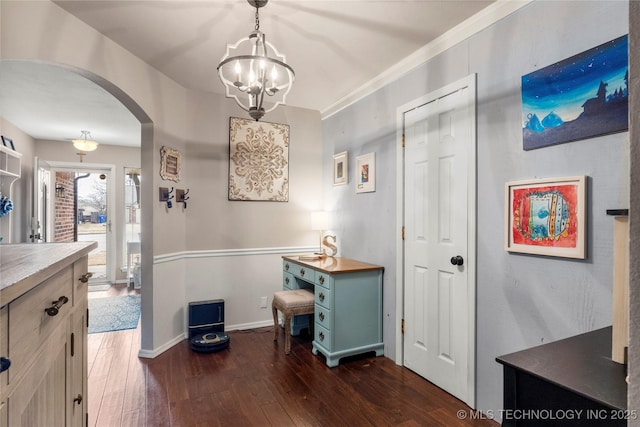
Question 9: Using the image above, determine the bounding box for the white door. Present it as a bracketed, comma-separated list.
[30, 157, 51, 242]
[401, 75, 476, 406]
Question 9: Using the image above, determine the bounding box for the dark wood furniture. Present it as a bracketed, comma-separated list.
[496, 327, 628, 426]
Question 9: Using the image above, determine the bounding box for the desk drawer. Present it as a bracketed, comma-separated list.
[316, 272, 332, 290]
[283, 272, 295, 290]
[283, 260, 315, 282]
[315, 285, 332, 309]
[314, 323, 332, 351]
[314, 304, 332, 331]
[8, 266, 73, 383]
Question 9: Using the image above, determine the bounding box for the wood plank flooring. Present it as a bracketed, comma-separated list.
[88, 285, 498, 427]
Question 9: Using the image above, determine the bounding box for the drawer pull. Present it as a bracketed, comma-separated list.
[319, 275, 325, 285]
[285, 277, 290, 285]
[319, 332, 325, 341]
[300, 268, 305, 277]
[319, 292, 325, 302]
[45, 296, 69, 316]
[0, 357, 10, 373]
[285, 263, 290, 271]
[78, 272, 93, 283]
[73, 394, 83, 405]
[319, 312, 325, 322]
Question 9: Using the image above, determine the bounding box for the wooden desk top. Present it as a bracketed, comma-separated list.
[496, 327, 626, 410]
[283, 255, 383, 275]
[0, 242, 97, 304]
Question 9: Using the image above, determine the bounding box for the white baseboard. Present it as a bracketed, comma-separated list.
[137, 320, 274, 359]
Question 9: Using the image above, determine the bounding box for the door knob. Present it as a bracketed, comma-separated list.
[450, 256, 464, 266]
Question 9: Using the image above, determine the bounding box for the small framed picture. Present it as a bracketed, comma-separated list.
[1, 135, 15, 151]
[355, 152, 375, 193]
[333, 151, 348, 186]
[505, 176, 586, 259]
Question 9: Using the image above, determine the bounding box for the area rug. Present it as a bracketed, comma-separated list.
[88, 295, 141, 334]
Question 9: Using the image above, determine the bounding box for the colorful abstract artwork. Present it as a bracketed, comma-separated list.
[228, 117, 289, 201]
[505, 176, 586, 259]
[355, 152, 375, 193]
[522, 35, 628, 150]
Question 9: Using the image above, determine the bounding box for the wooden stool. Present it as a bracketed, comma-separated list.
[272, 289, 315, 354]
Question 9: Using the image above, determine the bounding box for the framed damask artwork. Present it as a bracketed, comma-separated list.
[505, 176, 586, 259]
[228, 117, 290, 201]
[160, 146, 181, 182]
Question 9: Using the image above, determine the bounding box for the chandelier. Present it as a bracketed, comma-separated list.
[72, 130, 98, 152]
[217, 0, 295, 121]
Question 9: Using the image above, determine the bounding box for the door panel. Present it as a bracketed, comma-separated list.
[402, 77, 476, 406]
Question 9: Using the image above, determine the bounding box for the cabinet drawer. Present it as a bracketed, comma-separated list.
[283, 272, 295, 290]
[283, 260, 315, 282]
[315, 285, 332, 309]
[315, 272, 332, 290]
[8, 266, 73, 383]
[314, 323, 332, 351]
[314, 304, 332, 331]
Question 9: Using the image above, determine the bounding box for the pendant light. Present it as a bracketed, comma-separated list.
[217, 0, 295, 121]
[72, 130, 98, 152]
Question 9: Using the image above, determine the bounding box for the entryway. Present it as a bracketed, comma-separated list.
[33, 160, 116, 286]
[398, 74, 477, 407]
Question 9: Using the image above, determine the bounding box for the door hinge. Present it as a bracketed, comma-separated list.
[402, 133, 405, 148]
[402, 226, 405, 241]
[87, 307, 89, 328]
[401, 319, 405, 335]
[71, 332, 75, 357]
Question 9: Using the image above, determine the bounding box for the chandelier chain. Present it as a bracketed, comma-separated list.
[254, 7, 260, 31]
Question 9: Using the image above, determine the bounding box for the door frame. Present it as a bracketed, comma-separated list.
[47, 161, 117, 284]
[395, 74, 477, 407]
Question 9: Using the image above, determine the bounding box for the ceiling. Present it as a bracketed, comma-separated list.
[0, 0, 496, 148]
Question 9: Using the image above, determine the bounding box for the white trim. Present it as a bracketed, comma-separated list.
[321, 0, 533, 120]
[138, 321, 274, 358]
[153, 245, 317, 264]
[396, 74, 477, 408]
[138, 333, 184, 359]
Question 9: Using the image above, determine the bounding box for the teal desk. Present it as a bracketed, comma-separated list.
[282, 256, 384, 367]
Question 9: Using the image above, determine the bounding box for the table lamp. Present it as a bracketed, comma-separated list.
[311, 211, 329, 253]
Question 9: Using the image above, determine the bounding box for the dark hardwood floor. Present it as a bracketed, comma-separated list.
[88, 285, 498, 427]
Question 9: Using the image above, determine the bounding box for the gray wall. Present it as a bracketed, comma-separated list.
[322, 0, 629, 414]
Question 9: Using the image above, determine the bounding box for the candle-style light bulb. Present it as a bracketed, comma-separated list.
[234, 60, 242, 84]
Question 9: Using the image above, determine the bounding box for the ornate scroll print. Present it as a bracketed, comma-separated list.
[228, 117, 289, 201]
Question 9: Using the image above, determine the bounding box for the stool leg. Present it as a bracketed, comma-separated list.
[284, 313, 292, 354]
[272, 302, 278, 342]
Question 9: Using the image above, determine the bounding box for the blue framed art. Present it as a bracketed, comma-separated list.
[522, 34, 628, 150]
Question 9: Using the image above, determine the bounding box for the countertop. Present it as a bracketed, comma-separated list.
[283, 255, 383, 274]
[0, 242, 97, 305]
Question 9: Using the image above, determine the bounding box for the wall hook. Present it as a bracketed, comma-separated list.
[159, 187, 174, 208]
[176, 188, 190, 209]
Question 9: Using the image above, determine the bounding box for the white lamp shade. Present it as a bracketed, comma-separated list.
[72, 139, 98, 152]
[311, 211, 329, 231]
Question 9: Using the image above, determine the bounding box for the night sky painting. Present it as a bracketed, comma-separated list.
[522, 34, 628, 150]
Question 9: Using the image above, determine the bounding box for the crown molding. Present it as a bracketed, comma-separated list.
[320, 0, 534, 120]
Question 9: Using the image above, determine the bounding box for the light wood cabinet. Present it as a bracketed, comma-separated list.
[0, 243, 96, 427]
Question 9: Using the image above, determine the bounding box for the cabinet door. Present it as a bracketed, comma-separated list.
[69, 307, 86, 427]
[7, 320, 68, 427]
[70, 258, 88, 427]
